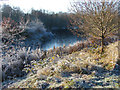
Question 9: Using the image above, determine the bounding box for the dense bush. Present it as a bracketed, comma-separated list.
[2, 17, 27, 46]
[2, 46, 45, 81]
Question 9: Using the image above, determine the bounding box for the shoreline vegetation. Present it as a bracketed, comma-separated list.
[2, 37, 120, 89]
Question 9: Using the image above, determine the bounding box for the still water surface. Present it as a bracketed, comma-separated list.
[41, 29, 83, 50]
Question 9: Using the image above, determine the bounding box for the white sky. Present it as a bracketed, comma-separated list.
[0, 0, 73, 13]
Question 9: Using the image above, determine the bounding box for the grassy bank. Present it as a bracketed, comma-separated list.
[2, 41, 120, 89]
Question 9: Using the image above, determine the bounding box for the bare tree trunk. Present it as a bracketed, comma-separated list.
[101, 35, 105, 54]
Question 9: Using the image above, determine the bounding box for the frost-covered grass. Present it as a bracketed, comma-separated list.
[1, 18, 54, 82]
[2, 46, 45, 81]
[2, 41, 120, 89]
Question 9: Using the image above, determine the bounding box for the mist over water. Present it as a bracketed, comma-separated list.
[23, 28, 82, 50]
[39, 29, 82, 50]
[20, 22, 82, 50]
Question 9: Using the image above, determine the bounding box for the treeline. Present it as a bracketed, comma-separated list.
[2, 5, 71, 30]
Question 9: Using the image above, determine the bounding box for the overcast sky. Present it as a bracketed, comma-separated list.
[1, 0, 74, 13]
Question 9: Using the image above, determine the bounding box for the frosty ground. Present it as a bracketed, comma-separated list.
[2, 41, 120, 89]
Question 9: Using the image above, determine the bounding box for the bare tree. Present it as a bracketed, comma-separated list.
[69, 0, 119, 53]
[2, 17, 29, 46]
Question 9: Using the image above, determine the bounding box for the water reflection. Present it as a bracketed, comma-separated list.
[41, 29, 82, 50]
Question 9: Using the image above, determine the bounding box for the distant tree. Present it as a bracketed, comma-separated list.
[30, 9, 70, 29]
[69, 0, 119, 53]
[1, 4, 71, 30]
[2, 5, 24, 22]
[2, 5, 12, 18]
[11, 7, 24, 22]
